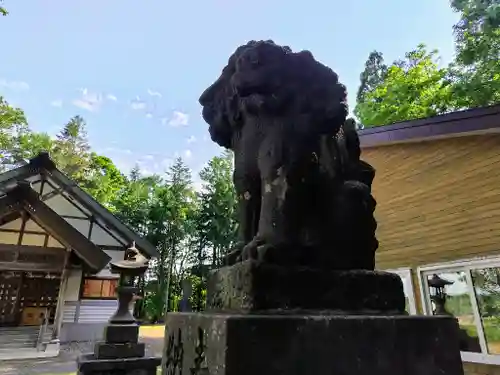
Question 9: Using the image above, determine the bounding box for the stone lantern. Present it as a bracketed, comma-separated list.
[77, 243, 161, 375]
[428, 274, 454, 316]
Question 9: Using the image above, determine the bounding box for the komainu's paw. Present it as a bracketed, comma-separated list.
[240, 236, 285, 264]
[222, 242, 244, 266]
[239, 236, 267, 262]
[256, 244, 277, 263]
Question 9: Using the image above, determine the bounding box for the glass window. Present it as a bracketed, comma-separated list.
[471, 267, 500, 355]
[82, 278, 118, 299]
[420, 260, 500, 361]
[424, 271, 481, 353]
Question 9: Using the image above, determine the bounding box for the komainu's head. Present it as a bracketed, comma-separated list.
[199, 40, 348, 149]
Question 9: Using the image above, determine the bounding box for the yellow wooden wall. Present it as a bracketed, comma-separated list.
[362, 134, 500, 271]
[363, 134, 500, 375]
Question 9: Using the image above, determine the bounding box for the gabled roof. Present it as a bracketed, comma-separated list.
[0, 182, 110, 272]
[359, 104, 500, 148]
[0, 152, 159, 258]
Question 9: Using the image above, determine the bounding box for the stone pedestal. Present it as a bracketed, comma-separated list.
[77, 282, 161, 375]
[206, 261, 406, 313]
[166, 313, 463, 375]
[77, 323, 161, 375]
[78, 354, 161, 375]
[164, 261, 464, 375]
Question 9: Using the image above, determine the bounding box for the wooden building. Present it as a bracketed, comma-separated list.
[360, 104, 500, 375]
[0, 152, 158, 360]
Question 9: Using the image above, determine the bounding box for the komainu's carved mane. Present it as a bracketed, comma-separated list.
[199, 40, 377, 270]
[199, 40, 348, 149]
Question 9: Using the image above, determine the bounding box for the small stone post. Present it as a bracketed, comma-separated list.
[179, 278, 192, 312]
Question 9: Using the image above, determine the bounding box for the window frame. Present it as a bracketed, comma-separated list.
[80, 276, 119, 300]
[385, 267, 417, 315]
[417, 256, 500, 365]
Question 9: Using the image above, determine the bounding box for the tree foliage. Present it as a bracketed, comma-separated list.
[355, 45, 453, 127]
[0, 96, 28, 169]
[0, 0, 7, 17]
[449, 0, 500, 108]
[355, 0, 500, 127]
[84, 154, 127, 206]
[197, 151, 238, 267]
[356, 51, 388, 105]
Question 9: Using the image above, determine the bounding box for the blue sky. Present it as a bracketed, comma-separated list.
[0, 0, 459, 185]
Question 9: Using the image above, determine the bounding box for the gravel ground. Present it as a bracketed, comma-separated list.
[0, 337, 164, 375]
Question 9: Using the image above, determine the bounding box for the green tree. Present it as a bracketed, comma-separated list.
[5, 131, 55, 169]
[52, 115, 91, 182]
[138, 158, 196, 318]
[471, 268, 500, 316]
[83, 153, 126, 206]
[112, 170, 156, 237]
[0, 96, 28, 170]
[354, 44, 454, 127]
[197, 151, 238, 267]
[449, 0, 500, 107]
[112, 169, 164, 320]
[356, 51, 388, 104]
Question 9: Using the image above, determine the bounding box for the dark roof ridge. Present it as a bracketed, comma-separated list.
[358, 104, 500, 147]
[0, 153, 159, 258]
[0, 182, 110, 272]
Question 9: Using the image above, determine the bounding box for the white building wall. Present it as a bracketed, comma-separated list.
[64, 269, 82, 302]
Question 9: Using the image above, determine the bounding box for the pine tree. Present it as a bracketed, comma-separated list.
[355, 51, 388, 105]
[53, 116, 91, 182]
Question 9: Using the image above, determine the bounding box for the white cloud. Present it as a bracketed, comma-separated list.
[147, 89, 162, 98]
[168, 111, 189, 127]
[184, 149, 192, 159]
[130, 96, 146, 110]
[72, 88, 103, 112]
[0, 79, 30, 91]
[50, 99, 63, 108]
[187, 135, 197, 144]
[106, 94, 117, 101]
[145, 113, 153, 119]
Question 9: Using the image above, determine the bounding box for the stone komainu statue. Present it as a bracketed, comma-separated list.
[199, 40, 378, 270]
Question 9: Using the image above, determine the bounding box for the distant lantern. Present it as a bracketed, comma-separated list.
[428, 274, 454, 316]
[108, 242, 149, 324]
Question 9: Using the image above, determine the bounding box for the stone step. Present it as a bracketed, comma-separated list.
[0, 326, 53, 348]
[0, 346, 60, 361]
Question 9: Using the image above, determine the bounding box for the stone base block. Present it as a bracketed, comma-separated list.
[94, 342, 145, 359]
[165, 312, 464, 375]
[77, 354, 161, 375]
[207, 260, 405, 313]
[104, 324, 139, 344]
